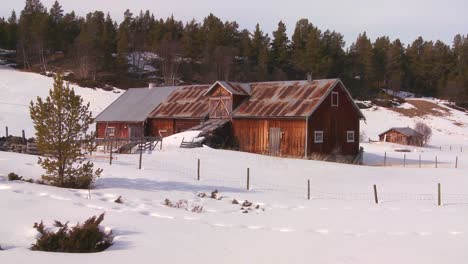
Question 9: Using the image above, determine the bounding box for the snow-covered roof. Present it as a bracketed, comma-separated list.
[94, 86, 179, 122]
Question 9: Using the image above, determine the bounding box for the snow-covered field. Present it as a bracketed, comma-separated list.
[0, 66, 121, 137]
[2, 67, 468, 263]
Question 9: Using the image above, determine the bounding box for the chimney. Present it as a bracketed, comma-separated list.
[307, 72, 313, 83]
[148, 82, 157, 89]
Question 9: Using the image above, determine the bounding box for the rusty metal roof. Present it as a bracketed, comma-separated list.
[149, 85, 211, 118]
[379, 127, 423, 137]
[232, 79, 342, 118]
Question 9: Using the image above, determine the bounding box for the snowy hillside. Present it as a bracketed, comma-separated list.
[2, 68, 468, 263]
[0, 66, 121, 137]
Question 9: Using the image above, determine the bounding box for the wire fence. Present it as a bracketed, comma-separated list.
[88, 149, 468, 206]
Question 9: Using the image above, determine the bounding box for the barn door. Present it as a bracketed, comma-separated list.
[129, 125, 143, 139]
[269, 127, 282, 156]
[330, 118, 341, 154]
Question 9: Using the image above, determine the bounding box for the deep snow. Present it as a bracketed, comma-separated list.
[1, 68, 468, 263]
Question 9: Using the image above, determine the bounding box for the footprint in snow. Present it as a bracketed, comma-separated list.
[138, 210, 150, 216]
[449, 231, 464, 236]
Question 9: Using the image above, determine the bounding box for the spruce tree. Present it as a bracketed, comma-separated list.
[29, 73, 102, 189]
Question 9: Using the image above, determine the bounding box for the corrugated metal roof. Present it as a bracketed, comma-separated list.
[149, 85, 211, 118]
[379, 127, 423, 137]
[95, 86, 180, 122]
[232, 79, 339, 118]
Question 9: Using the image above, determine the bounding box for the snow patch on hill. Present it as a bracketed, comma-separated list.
[0, 66, 121, 137]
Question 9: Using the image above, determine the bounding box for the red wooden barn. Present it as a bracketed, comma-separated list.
[96, 78, 365, 158]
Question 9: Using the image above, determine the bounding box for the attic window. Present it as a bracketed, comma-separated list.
[314, 131, 324, 143]
[106, 127, 115, 137]
[331, 92, 339, 107]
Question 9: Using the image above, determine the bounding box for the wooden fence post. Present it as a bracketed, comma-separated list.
[307, 179, 310, 200]
[138, 139, 143, 170]
[373, 184, 378, 204]
[22, 130, 26, 143]
[419, 154, 421, 168]
[109, 140, 113, 165]
[455, 156, 458, 169]
[435, 156, 438, 168]
[461, 146, 463, 153]
[247, 168, 250, 190]
[384, 152, 387, 166]
[5, 126, 8, 137]
[438, 183, 441, 206]
[197, 159, 200, 180]
[403, 154, 406, 167]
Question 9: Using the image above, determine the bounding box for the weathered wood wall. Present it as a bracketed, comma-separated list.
[379, 130, 422, 146]
[96, 122, 144, 139]
[149, 118, 203, 137]
[232, 118, 306, 157]
[307, 83, 361, 155]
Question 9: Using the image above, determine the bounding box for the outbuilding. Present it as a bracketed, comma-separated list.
[379, 127, 423, 146]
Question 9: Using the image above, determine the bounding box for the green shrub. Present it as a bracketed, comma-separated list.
[31, 213, 113, 253]
[8, 172, 22, 181]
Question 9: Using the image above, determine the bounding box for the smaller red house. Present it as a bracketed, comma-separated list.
[379, 127, 423, 146]
[94, 86, 179, 139]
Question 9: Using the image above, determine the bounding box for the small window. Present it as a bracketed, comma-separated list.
[331, 92, 339, 107]
[347, 131, 355, 143]
[314, 131, 324, 143]
[106, 127, 115, 137]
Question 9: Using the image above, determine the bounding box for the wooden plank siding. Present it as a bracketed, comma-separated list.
[96, 122, 144, 139]
[232, 118, 306, 157]
[149, 118, 203, 137]
[307, 83, 360, 155]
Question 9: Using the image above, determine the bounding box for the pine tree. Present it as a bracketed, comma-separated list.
[270, 21, 290, 79]
[29, 74, 102, 189]
[251, 24, 270, 81]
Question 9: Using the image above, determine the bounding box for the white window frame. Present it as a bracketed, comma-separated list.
[331, 91, 339, 107]
[106, 127, 115, 137]
[347, 130, 355, 143]
[314, 131, 324, 143]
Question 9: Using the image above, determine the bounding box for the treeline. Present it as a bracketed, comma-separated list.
[0, 0, 467, 101]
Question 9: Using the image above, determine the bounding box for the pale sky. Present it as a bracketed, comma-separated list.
[2, 0, 467, 47]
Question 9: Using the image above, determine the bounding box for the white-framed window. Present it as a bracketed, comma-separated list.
[347, 131, 355, 143]
[314, 131, 324, 143]
[331, 91, 339, 107]
[106, 127, 115, 137]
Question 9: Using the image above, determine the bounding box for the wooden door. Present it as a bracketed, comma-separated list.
[129, 125, 143, 138]
[269, 127, 282, 156]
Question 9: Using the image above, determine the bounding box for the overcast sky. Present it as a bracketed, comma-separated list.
[2, 0, 467, 47]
